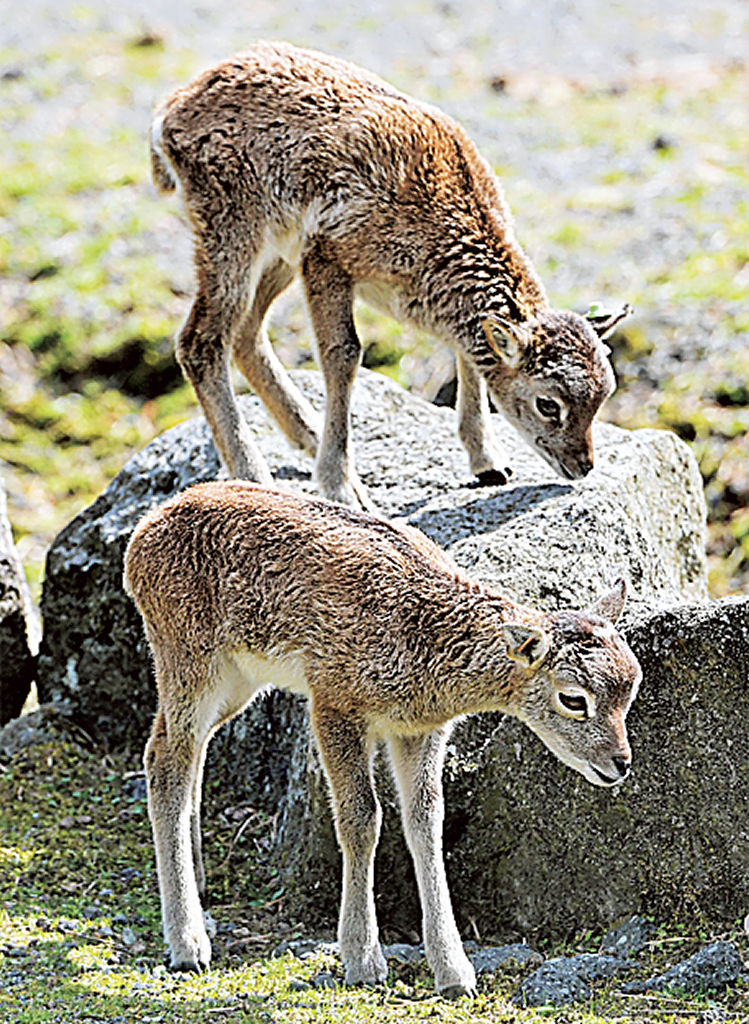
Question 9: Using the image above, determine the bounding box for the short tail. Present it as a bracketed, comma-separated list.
[149, 108, 178, 193]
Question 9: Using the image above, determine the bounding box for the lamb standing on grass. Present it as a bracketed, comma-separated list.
[125, 481, 641, 997]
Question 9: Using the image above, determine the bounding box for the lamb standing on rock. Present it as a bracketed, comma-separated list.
[150, 40, 631, 509]
[125, 481, 641, 997]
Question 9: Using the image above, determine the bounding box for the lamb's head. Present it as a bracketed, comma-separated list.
[480, 304, 632, 480]
[502, 579, 641, 788]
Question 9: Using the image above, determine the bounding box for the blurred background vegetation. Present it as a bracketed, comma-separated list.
[1, 1, 747, 602]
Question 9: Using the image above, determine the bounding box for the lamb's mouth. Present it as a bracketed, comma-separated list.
[589, 763, 619, 786]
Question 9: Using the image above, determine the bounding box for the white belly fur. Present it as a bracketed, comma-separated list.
[217, 647, 310, 698]
[194, 648, 310, 745]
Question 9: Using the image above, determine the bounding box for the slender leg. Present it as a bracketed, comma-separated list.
[233, 260, 323, 457]
[176, 252, 273, 485]
[311, 701, 387, 985]
[145, 646, 263, 970]
[456, 353, 513, 484]
[388, 728, 476, 997]
[302, 244, 374, 510]
[190, 740, 209, 897]
[145, 704, 212, 971]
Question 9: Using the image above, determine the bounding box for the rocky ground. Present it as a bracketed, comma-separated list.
[2, 724, 749, 1022]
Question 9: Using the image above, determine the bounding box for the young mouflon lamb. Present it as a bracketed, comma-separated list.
[125, 481, 641, 997]
[150, 41, 632, 508]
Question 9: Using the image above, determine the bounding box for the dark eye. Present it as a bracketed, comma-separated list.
[558, 692, 588, 716]
[535, 396, 561, 421]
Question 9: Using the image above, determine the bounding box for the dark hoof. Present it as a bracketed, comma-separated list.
[475, 467, 512, 487]
[168, 959, 208, 974]
[440, 984, 477, 1000]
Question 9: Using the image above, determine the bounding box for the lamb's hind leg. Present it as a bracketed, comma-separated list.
[301, 244, 374, 510]
[146, 649, 262, 970]
[176, 246, 272, 484]
[145, 700, 212, 972]
[233, 259, 322, 458]
[388, 728, 476, 998]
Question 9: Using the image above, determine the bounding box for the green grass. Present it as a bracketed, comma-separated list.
[2, 737, 748, 1023]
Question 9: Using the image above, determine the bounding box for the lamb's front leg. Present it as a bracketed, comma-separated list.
[311, 701, 387, 986]
[388, 728, 476, 998]
[456, 353, 513, 486]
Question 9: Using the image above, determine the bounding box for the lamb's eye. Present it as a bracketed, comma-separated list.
[558, 692, 589, 717]
[535, 396, 561, 421]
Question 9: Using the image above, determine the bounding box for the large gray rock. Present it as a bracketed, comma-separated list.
[277, 595, 749, 940]
[37, 369, 728, 938]
[0, 480, 38, 725]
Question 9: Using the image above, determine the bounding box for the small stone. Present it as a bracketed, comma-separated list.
[515, 953, 637, 1007]
[274, 938, 338, 960]
[600, 915, 653, 958]
[382, 943, 425, 965]
[470, 943, 542, 975]
[572, 953, 638, 982]
[621, 941, 742, 996]
[130, 30, 164, 48]
[514, 959, 590, 1007]
[121, 927, 137, 946]
[289, 978, 312, 991]
[123, 776, 147, 801]
[652, 134, 678, 152]
[313, 971, 337, 990]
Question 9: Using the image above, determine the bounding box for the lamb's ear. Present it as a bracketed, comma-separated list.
[585, 302, 634, 340]
[588, 578, 627, 625]
[481, 316, 523, 368]
[502, 623, 549, 668]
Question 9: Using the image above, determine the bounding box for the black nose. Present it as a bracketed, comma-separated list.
[612, 756, 631, 778]
[566, 457, 594, 480]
